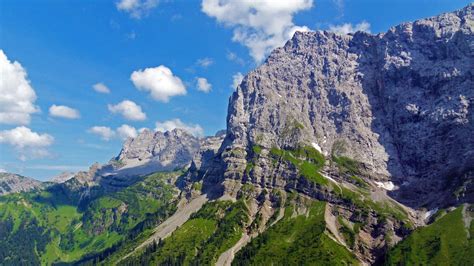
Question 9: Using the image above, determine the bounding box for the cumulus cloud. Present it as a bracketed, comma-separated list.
[231, 72, 244, 89]
[0, 50, 39, 125]
[88, 126, 115, 141]
[88, 124, 138, 141]
[93, 82, 111, 94]
[0, 168, 6, 173]
[226, 51, 245, 65]
[196, 57, 214, 68]
[49, 105, 80, 119]
[131, 65, 186, 102]
[117, 124, 138, 140]
[328, 21, 371, 35]
[0, 126, 54, 160]
[155, 119, 204, 137]
[116, 0, 158, 18]
[202, 0, 313, 62]
[108, 100, 147, 121]
[196, 77, 212, 93]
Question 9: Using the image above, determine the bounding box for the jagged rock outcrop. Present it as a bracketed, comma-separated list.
[50, 171, 75, 183]
[60, 129, 225, 200]
[203, 4, 473, 208]
[116, 128, 200, 171]
[0, 173, 43, 195]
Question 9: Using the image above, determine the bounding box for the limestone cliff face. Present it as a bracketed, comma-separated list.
[116, 128, 200, 170]
[0, 173, 43, 195]
[206, 4, 473, 208]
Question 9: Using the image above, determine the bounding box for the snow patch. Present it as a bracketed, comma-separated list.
[374, 181, 395, 191]
[311, 142, 322, 153]
[424, 208, 439, 220]
[322, 172, 338, 184]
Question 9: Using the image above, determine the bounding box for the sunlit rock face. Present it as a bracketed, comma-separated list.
[0, 173, 43, 195]
[204, 4, 473, 208]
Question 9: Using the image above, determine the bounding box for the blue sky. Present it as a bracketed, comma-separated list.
[0, 0, 470, 180]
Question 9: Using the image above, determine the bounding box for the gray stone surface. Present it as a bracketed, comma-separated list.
[0, 173, 43, 195]
[203, 4, 473, 208]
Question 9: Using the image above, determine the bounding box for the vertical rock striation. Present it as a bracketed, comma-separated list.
[203, 4, 474, 208]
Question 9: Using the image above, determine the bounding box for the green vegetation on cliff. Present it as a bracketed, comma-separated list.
[122, 200, 249, 265]
[0, 171, 179, 265]
[386, 205, 473, 265]
[233, 201, 358, 265]
[270, 146, 327, 185]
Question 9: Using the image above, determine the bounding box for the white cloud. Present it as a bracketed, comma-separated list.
[131, 65, 187, 102]
[0, 168, 6, 173]
[202, 0, 313, 62]
[231, 72, 244, 89]
[328, 21, 371, 35]
[49, 105, 80, 119]
[0, 50, 39, 125]
[116, 0, 158, 18]
[88, 126, 116, 141]
[93, 82, 111, 94]
[108, 100, 147, 121]
[0, 126, 54, 160]
[117, 124, 138, 140]
[196, 77, 212, 93]
[88, 124, 138, 141]
[196, 57, 214, 68]
[226, 51, 245, 65]
[155, 119, 204, 137]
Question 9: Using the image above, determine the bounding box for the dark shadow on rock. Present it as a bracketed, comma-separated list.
[351, 24, 474, 208]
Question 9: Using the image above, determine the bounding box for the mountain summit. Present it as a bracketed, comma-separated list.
[201, 3, 473, 209]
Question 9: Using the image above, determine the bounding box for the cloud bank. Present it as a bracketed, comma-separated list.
[0, 126, 54, 160]
[202, 0, 313, 62]
[0, 50, 39, 125]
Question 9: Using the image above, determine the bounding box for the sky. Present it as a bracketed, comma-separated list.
[0, 0, 470, 181]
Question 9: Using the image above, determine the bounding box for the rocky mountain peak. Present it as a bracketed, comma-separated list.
[0, 173, 43, 195]
[204, 4, 473, 208]
[116, 128, 200, 169]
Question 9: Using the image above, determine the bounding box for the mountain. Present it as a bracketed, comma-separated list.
[116, 128, 200, 173]
[49, 171, 75, 183]
[205, 3, 473, 209]
[0, 4, 472, 266]
[0, 172, 43, 195]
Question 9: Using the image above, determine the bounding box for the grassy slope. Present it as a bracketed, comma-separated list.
[386, 205, 473, 265]
[270, 146, 327, 185]
[121, 200, 249, 265]
[233, 201, 358, 265]
[0, 171, 179, 265]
